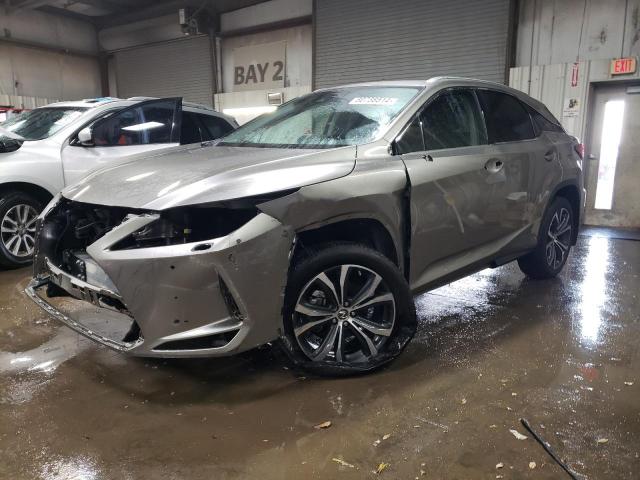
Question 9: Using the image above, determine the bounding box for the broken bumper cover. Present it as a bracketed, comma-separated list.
[26, 212, 294, 357]
[26, 275, 143, 352]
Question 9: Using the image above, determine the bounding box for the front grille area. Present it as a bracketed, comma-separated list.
[38, 198, 144, 281]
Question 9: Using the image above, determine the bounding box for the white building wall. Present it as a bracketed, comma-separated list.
[510, 59, 640, 140]
[511, 0, 640, 140]
[215, 0, 313, 123]
[215, 24, 312, 124]
[0, 8, 100, 107]
[516, 0, 640, 66]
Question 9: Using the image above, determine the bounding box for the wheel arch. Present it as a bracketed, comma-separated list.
[294, 217, 400, 268]
[550, 180, 581, 245]
[0, 182, 55, 207]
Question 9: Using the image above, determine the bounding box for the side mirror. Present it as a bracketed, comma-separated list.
[77, 126, 93, 146]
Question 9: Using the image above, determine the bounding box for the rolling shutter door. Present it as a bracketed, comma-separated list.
[114, 36, 213, 107]
[314, 0, 511, 88]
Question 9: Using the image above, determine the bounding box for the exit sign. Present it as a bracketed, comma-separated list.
[611, 57, 637, 75]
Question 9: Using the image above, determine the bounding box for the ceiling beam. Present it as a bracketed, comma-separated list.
[96, 0, 213, 29]
[13, 0, 54, 10]
[37, 4, 100, 23]
[69, 0, 131, 13]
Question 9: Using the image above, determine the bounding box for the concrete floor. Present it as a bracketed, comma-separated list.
[1, 234, 638, 479]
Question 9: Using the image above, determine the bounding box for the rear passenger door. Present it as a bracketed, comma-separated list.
[475, 89, 563, 251]
[397, 88, 499, 289]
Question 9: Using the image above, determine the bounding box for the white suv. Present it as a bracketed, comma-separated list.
[0, 97, 237, 267]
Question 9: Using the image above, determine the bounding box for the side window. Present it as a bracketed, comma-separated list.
[199, 115, 234, 140]
[525, 103, 564, 134]
[476, 90, 535, 143]
[395, 116, 424, 154]
[180, 112, 203, 145]
[421, 90, 487, 149]
[92, 99, 179, 146]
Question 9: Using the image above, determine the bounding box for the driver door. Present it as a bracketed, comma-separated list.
[397, 88, 510, 290]
[61, 98, 182, 186]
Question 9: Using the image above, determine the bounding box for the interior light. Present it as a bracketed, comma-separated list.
[222, 106, 277, 116]
[222, 106, 277, 124]
[122, 121, 165, 132]
[594, 100, 625, 210]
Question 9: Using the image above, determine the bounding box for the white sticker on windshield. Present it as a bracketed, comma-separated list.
[349, 97, 398, 106]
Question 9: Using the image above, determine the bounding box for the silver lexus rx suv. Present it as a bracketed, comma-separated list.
[26, 77, 584, 375]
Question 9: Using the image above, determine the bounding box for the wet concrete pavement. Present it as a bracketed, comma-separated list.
[1, 234, 639, 479]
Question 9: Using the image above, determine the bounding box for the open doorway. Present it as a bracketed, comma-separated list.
[584, 82, 640, 228]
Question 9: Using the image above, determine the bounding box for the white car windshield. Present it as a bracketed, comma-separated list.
[0, 107, 87, 141]
[219, 86, 420, 149]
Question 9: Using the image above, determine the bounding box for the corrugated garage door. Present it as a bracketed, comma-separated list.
[314, 0, 511, 88]
[115, 36, 213, 107]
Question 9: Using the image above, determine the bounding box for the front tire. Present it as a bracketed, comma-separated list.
[518, 197, 573, 279]
[280, 243, 416, 376]
[0, 192, 43, 268]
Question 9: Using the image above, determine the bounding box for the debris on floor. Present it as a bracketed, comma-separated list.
[509, 429, 528, 440]
[314, 421, 332, 429]
[332, 457, 355, 468]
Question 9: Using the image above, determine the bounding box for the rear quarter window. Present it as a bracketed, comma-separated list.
[477, 90, 535, 143]
[525, 104, 564, 134]
[199, 115, 234, 140]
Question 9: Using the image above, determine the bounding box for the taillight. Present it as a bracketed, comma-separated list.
[574, 143, 585, 159]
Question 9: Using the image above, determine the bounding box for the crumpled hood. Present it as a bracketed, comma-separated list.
[62, 144, 357, 210]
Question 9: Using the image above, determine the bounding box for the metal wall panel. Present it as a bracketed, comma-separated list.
[314, 0, 511, 88]
[516, 0, 638, 67]
[115, 36, 213, 107]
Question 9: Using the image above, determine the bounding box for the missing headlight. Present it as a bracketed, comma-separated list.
[110, 189, 298, 250]
[110, 206, 258, 250]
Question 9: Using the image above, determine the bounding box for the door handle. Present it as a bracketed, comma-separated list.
[484, 158, 504, 173]
[544, 150, 556, 162]
[421, 153, 434, 162]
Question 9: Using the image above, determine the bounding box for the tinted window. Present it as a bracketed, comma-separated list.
[92, 99, 178, 146]
[181, 112, 203, 144]
[199, 115, 234, 140]
[421, 90, 487, 149]
[525, 104, 564, 134]
[477, 90, 535, 143]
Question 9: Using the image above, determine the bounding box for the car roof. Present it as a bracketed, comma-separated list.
[324, 76, 520, 91]
[321, 76, 551, 116]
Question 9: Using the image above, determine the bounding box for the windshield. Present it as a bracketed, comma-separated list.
[0, 107, 87, 141]
[219, 86, 421, 149]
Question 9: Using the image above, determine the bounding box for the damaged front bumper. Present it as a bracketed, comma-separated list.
[27, 208, 294, 357]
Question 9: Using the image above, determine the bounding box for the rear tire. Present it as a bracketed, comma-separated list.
[0, 191, 43, 269]
[279, 242, 416, 376]
[518, 197, 573, 279]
